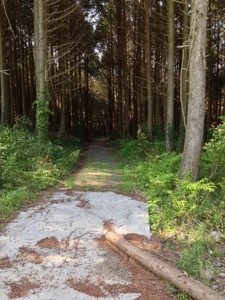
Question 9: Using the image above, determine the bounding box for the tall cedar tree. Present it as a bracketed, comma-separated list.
[180, 0, 209, 180]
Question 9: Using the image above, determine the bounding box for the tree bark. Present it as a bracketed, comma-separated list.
[34, 0, 49, 141]
[166, 0, 175, 152]
[179, 0, 189, 151]
[154, 1, 163, 128]
[108, 5, 115, 135]
[0, 2, 9, 125]
[105, 231, 224, 300]
[18, 0, 26, 117]
[180, 0, 209, 180]
[146, 0, 153, 140]
[115, 0, 123, 135]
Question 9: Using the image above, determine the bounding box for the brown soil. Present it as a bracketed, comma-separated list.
[37, 236, 60, 249]
[18, 247, 43, 264]
[0, 257, 13, 269]
[8, 277, 40, 299]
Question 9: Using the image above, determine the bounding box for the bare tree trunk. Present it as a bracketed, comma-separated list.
[122, 0, 129, 138]
[179, 0, 189, 151]
[108, 5, 115, 135]
[132, 1, 141, 137]
[18, 0, 26, 116]
[0, 2, 9, 125]
[34, 0, 49, 141]
[154, 1, 163, 129]
[166, 0, 175, 152]
[180, 0, 209, 180]
[58, 80, 67, 137]
[58, 7, 67, 138]
[84, 57, 90, 140]
[115, 0, 123, 135]
[146, 0, 153, 140]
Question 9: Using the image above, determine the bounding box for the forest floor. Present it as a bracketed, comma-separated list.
[0, 137, 170, 300]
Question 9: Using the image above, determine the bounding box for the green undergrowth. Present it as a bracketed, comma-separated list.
[0, 125, 80, 225]
[116, 122, 225, 296]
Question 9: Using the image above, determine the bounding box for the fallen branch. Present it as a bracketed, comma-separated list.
[105, 231, 224, 300]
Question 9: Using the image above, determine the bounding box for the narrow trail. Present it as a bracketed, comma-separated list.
[65, 137, 121, 191]
[0, 138, 170, 300]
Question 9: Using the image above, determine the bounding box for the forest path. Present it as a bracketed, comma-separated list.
[0, 138, 169, 300]
[62, 137, 121, 191]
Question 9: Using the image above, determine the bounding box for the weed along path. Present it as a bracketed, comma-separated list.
[0, 138, 169, 300]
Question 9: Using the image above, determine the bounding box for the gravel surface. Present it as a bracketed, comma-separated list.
[0, 138, 169, 300]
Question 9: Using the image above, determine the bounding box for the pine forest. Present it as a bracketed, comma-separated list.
[0, 1, 225, 297]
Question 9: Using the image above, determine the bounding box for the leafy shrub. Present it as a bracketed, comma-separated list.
[0, 126, 80, 222]
[201, 116, 225, 180]
[118, 139, 142, 161]
[14, 115, 33, 130]
[117, 127, 165, 163]
[0, 187, 36, 213]
[153, 125, 165, 140]
[118, 136, 223, 232]
[177, 240, 208, 279]
[176, 225, 215, 281]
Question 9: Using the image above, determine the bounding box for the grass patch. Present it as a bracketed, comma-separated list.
[0, 126, 80, 226]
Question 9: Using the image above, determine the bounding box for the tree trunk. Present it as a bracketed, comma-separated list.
[154, 1, 163, 129]
[146, 0, 153, 140]
[34, 0, 49, 141]
[58, 81, 67, 137]
[0, 2, 9, 125]
[179, 0, 189, 151]
[108, 7, 115, 135]
[122, 0, 129, 138]
[166, 0, 175, 152]
[115, 0, 123, 135]
[84, 57, 90, 140]
[18, 0, 26, 117]
[131, 1, 140, 137]
[58, 10, 67, 138]
[180, 0, 209, 180]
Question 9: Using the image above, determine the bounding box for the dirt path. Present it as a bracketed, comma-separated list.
[0, 138, 170, 300]
[63, 137, 121, 191]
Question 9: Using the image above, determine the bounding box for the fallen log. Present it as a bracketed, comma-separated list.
[105, 231, 224, 300]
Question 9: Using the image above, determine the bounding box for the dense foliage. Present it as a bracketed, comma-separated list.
[117, 120, 225, 283]
[118, 123, 225, 232]
[0, 125, 80, 224]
